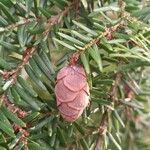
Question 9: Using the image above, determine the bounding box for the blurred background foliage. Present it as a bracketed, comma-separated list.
[0, 0, 150, 149]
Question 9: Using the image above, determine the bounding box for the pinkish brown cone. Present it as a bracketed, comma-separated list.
[55, 65, 90, 122]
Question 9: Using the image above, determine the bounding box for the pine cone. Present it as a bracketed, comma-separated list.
[55, 65, 90, 122]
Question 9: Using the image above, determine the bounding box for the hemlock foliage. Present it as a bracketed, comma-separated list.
[0, 0, 150, 149]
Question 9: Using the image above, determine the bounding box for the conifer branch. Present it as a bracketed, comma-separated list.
[0, 0, 80, 82]
[1, 46, 36, 81]
[0, 18, 37, 33]
[67, 73, 123, 149]
[71, 23, 122, 62]
[44, 0, 80, 36]
[0, 0, 80, 34]
[0, 0, 149, 149]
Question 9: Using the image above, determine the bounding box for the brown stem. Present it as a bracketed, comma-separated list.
[95, 73, 122, 149]
[0, 18, 39, 33]
[110, 73, 122, 101]
[0, 94, 27, 118]
[13, 124, 29, 149]
[43, 0, 81, 36]
[118, 0, 126, 18]
[0, 94, 29, 148]
[95, 136, 103, 150]
[1, 46, 36, 81]
[70, 23, 122, 62]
